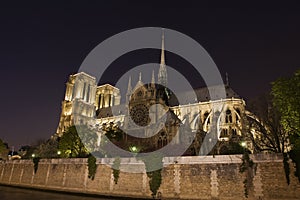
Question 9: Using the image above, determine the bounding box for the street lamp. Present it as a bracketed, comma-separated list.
[241, 141, 247, 148]
[129, 145, 138, 153]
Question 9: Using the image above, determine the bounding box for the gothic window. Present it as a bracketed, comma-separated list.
[158, 138, 162, 148]
[232, 129, 237, 135]
[235, 108, 241, 124]
[82, 82, 86, 99]
[225, 109, 232, 123]
[149, 88, 154, 97]
[163, 137, 168, 146]
[220, 129, 228, 137]
[204, 112, 210, 124]
[236, 108, 241, 115]
[87, 84, 90, 103]
[137, 90, 143, 97]
[158, 132, 168, 148]
[129, 104, 149, 126]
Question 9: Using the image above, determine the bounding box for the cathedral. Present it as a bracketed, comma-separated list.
[56, 34, 251, 156]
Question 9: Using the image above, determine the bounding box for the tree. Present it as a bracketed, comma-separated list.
[19, 145, 33, 158]
[96, 122, 126, 157]
[34, 139, 59, 158]
[102, 122, 123, 142]
[271, 69, 300, 181]
[58, 125, 97, 158]
[246, 94, 288, 153]
[272, 69, 300, 137]
[0, 139, 9, 160]
[19, 139, 49, 159]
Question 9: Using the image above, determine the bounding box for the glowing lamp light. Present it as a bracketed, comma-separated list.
[241, 141, 247, 147]
[131, 146, 137, 152]
[129, 145, 138, 153]
[31, 154, 36, 158]
[57, 150, 61, 155]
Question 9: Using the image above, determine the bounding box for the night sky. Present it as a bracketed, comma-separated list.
[0, 2, 299, 149]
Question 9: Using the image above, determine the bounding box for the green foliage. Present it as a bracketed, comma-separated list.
[18, 145, 32, 158]
[140, 153, 163, 172]
[0, 139, 7, 153]
[98, 122, 125, 157]
[240, 150, 254, 173]
[87, 154, 97, 180]
[243, 178, 248, 198]
[0, 139, 8, 160]
[34, 139, 59, 158]
[58, 125, 97, 158]
[102, 122, 123, 142]
[289, 137, 300, 182]
[283, 153, 290, 185]
[219, 141, 245, 155]
[271, 69, 300, 137]
[147, 169, 162, 198]
[272, 69, 300, 181]
[239, 150, 254, 198]
[139, 153, 163, 198]
[112, 157, 120, 184]
[32, 157, 40, 174]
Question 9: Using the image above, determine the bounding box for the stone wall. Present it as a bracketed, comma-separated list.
[0, 154, 299, 199]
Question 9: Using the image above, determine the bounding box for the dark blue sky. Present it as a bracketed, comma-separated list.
[0, 2, 299, 148]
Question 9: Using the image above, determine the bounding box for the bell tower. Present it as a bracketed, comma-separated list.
[56, 72, 97, 136]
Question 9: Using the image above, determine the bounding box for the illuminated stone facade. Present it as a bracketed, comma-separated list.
[56, 35, 250, 155]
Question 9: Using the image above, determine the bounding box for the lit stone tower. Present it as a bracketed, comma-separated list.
[158, 29, 168, 87]
[56, 72, 97, 136]
[95, 84, 121, 110]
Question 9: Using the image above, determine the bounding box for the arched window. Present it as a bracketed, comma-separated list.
[220, 129, 228, 137]
[232, 129, 237, 135]
[158, 132, 168, 148]
[157, 138, 162, 148]
[163, 137, 168, 146]
[236, 108, 241, 115]
[235, 108, 241, 124]
[204, 112, 210, 124]
[225, 109, 232, 123]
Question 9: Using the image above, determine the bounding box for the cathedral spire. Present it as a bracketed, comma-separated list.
[127, 76, 132, 94]
[225, 72, 229, 86]
[139, 72, 142, 82]
[151, 70, 155, 84]
[158, 28, 168, 87]
[160, 28, 165, 65]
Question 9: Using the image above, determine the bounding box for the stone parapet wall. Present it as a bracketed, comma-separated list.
[0, 154, 299, 199]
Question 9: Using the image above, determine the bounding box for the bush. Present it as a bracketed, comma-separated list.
[112, 157, 121, 184]
[87, 154, 97, 180]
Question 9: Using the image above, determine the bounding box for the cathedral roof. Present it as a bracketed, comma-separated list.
[194, 85, 240, 101]
[168, 85, 241, 105]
